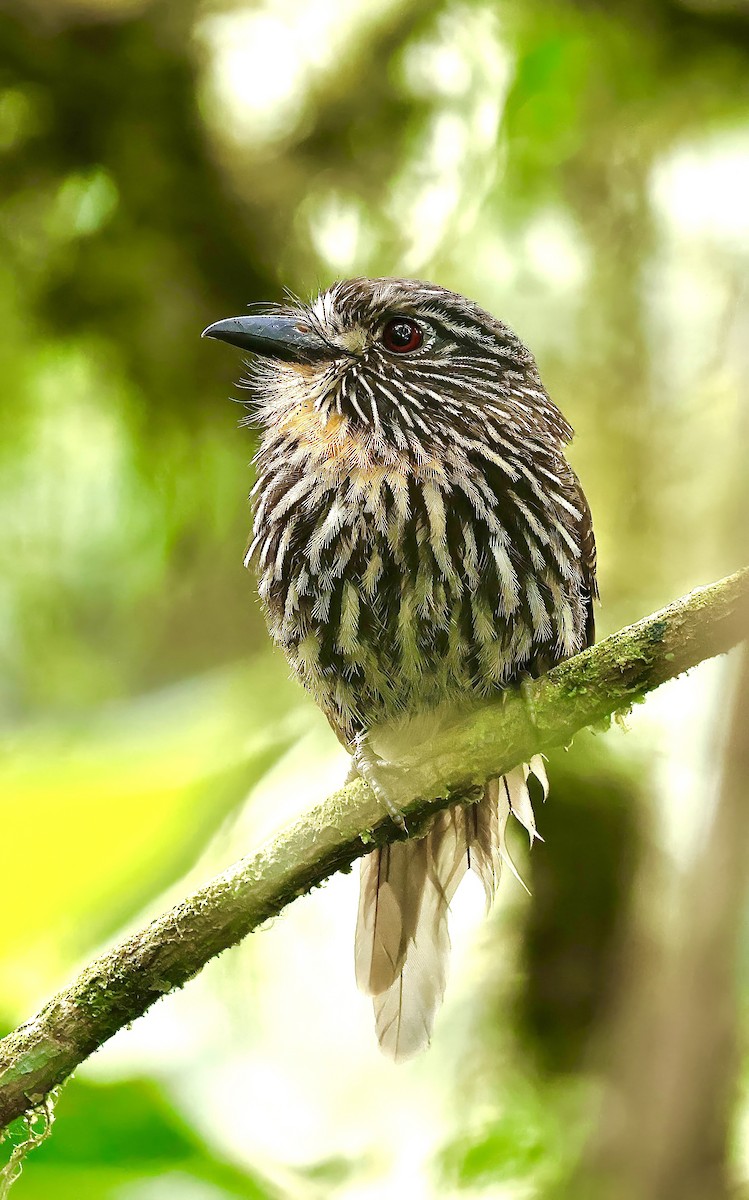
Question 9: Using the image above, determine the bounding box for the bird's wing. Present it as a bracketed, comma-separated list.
[576, 478, 598, 648]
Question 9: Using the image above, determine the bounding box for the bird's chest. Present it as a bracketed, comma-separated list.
[250, 445, 557, 738]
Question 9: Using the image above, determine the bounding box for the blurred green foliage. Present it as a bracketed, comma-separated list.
[1, 0, 747, 1195]
[4, 1078, 277, 1199]
[516, 735, 642, 1075]
[0, 660, 307, 1008]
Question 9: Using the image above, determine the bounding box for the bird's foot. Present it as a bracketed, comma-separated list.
[353, 737, 407, 833]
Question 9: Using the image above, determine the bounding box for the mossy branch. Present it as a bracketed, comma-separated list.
[0, 568, 747, 1132]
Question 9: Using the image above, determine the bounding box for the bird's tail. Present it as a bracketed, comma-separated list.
[354, 758, 548, 1061]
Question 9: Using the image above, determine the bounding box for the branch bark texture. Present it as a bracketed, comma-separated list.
[0, 569, 747, 1131]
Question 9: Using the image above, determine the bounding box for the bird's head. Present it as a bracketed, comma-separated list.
[203, 277, 572, 458]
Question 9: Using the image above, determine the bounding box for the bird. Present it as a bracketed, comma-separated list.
[202, 277, 597, 1060]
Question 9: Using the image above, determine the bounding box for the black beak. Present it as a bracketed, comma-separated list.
[201, 314, 331, 363]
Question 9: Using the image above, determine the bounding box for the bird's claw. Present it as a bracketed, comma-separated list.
[353, 740, 407, 832]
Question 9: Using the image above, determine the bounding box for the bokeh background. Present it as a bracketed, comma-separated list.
[0, 0, 748, 1196]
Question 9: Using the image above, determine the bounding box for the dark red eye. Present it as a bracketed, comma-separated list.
[382, 317, 423, 354]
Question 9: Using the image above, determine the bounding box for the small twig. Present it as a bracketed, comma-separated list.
[0, 1094, 57, 1197]
[0, 568, 746, 1133]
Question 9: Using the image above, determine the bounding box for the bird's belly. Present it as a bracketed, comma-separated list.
[256, 519, 543, 742]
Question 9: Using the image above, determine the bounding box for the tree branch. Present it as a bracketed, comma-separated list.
[0, 569, 747, 1131]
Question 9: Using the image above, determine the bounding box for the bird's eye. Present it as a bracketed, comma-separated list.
[381, 317, 424, 354]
